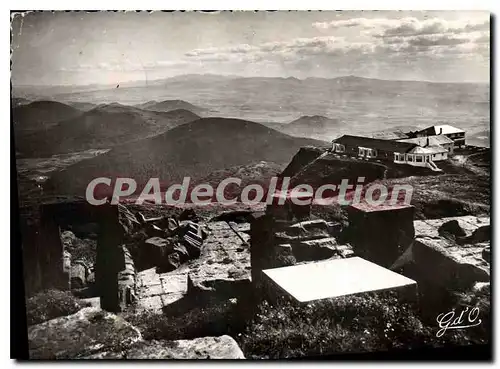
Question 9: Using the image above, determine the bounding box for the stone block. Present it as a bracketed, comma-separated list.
[262, 257, 417, 303]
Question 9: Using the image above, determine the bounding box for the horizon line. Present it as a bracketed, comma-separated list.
[12, 73, 490, 90]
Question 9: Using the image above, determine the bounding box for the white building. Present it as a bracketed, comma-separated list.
[393, 146, 447, 171]
[414, 124, 465, 148]
[397, 135, 455, 154]
[332, 135, 445, 172]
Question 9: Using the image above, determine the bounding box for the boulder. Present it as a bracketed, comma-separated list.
[438, 220, 467, 240]
[124, 336, 245, 359]
[458, 225, 491, 245]
[28, 307, 142, 359]
[415, 216, 490, 239]
[410, 216, 491, 290]
[412, 237, 490, 289]
[83, 335, 245, 359]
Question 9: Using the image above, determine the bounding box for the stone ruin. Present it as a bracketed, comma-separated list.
[252, 192, 490, 308]
[21, 192, 491, 359]
[21, 193, 490, 313]
[20, 199, 139, 312]
[250, 192, 357, 302]
[134, 211, 252, 315]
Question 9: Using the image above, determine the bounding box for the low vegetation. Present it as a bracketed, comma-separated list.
[122, 288, 489, 359]
[238, 291, 490, 359]
[26, 289, 91, 326]
[124, 298, 250, 341]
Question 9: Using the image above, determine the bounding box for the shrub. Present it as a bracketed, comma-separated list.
[448, 285, 491, 345]
[26, 289, 90, 326]
[125, 298, 251, 341]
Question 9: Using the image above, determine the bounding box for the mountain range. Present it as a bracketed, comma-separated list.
[15, 75, 487, 144]
[15, 102, 200, 157]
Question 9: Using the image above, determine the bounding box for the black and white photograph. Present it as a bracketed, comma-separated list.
[10, 10, 491, 360]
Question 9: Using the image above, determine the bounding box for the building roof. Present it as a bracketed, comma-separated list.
[410, 145, 448, 154]
[333, 135, 418, 153]
[397, 135, 454, 146]
[371, 130, 410, 140]
[420, 124, 465, 135]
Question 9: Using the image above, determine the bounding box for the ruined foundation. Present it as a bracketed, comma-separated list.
[21, 199, 137, 313]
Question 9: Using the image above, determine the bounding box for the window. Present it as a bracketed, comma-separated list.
[408, 155, 414, 162]
[335, 144, 345, 153]
[416, 155, 423, 162]
[394, 153, 405, 162]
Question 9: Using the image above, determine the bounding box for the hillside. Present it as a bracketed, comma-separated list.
[45, 117, 327, 197]
[281, 115, 341, 140]
[12, 100, 82, 131]
[135, 99, 205, 114]
[193, 161, 285, 200]
[15, 104, 200, 157]
[280, 144, 490, 219]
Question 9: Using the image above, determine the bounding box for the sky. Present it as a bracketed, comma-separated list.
[10, 10, 490, 86]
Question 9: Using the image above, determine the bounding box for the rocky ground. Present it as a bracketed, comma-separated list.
[28, 307, 244, 359]
[134, 220, 251, 314]
[22, 145, 491, 359]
